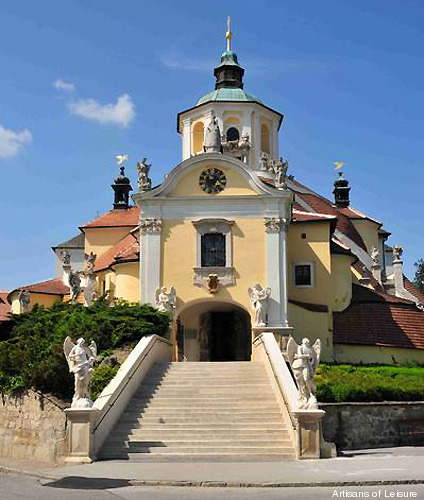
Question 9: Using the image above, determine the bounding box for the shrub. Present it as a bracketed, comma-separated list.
[316, 363, 424, 403]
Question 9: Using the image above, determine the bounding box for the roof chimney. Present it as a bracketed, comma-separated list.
[333, 172, 350, 208]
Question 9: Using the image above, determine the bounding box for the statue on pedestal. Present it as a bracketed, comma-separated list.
[84, 252, 97, 306]
[63, 337, 97, 408]
[393, 244, 403, 261]
[371, 246, 380, 265]
[204, 115, 221, 153]
[248, 283, 271, 326]
[287, 337, 321, 410]
[69, 271, 81, 304]
[155, 287, 177, 316]
[18, 289, 30, 312]
[137, 158, 152, 191]
[272, 157, 289, 189]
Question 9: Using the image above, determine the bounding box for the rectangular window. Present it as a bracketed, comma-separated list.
[294, 264, 312, 287]
[201, 233, 226, 267]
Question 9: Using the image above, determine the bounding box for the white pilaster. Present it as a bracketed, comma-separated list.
[139, 218, 162, 305]
[182, 119, 191, 160]
[264, 218, 289, 327]
[253, 112, 261, 169]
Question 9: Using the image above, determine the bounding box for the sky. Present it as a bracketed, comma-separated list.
[1, 0, 423, 290]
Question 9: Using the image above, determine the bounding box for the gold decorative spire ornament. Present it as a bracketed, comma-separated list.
[225, 16, 232, 52]
[116, 154, 128, 166]
[334, 161, 345, 171]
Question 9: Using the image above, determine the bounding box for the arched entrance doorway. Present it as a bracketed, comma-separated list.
[176, 301, 252, 362]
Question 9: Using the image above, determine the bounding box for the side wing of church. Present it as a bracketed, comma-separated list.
[7, 30, 424, 366]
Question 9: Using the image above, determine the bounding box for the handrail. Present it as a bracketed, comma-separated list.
[92, 334, 171, 432]
[254, 331, 299, 428]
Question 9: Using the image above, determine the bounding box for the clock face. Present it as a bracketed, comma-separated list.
[199, 168, 227, 194]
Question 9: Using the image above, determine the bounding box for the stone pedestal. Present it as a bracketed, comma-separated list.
[371, 263, 381, 284]
[252, 326, 293, 351]
[65, 408, 99, 464]
[293, 410, 325, 459]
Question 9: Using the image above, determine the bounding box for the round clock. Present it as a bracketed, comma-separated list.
[199, 168, 227, 194]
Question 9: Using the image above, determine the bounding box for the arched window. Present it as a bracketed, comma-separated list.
[226, 127, 240, 142]
[261, 123, 270, 154]
[193, 122, 204, 154]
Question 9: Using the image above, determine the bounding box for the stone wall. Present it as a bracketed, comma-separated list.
[320, 402, 424, 450]
[0, 390, 68, 464]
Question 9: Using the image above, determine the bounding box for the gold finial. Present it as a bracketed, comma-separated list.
[334, 161, 346, 178]
[225, 16, 232, 52]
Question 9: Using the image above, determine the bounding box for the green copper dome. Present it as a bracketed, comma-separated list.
[197, 88, 262, 106]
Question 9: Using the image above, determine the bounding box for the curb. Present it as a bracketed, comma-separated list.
[2, 466, 424, 488]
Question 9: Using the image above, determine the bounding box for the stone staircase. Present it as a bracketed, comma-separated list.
[98, 361, 295, 461]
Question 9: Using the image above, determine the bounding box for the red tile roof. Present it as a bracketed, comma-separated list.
[17, 277, 70, 295]
[81, 207, 140, 229]
[94, 234, 139, 272]
[404, 277, 424, 306]
[295, 192, 367, 251]
[0, 292, 11, 321]
[333, 284, 424, 350]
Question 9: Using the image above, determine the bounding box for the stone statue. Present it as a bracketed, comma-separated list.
[393, 245, 403, 261]
[84, 252, 97, 306]
[248, 283, 271, 327]
[371, 246, 380, 265]
[272, 157, 289, 189]
[63, 337, 97, 408]
[136, 158, 152, 191]
[85, 252, 97, 275]
[287, 337, 321, 410]
[59, 250, 71, 266]
[206, 274, 219, 294]
[204, 115, 221, 153]
[18, 289, 30, 312]
[155, 286, 176, 316]
[68, 271, 81, 304]
[221, 133, 251, 162]
[260, 152, 270, 171]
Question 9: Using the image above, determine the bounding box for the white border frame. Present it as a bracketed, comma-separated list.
[293, 261, 315, 288]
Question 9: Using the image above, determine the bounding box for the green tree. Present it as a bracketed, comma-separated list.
[414, 259, 424, 294]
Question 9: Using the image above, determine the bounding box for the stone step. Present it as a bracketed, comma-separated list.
[125, 422, 288, 430]
[124, 406, 281, 415]
[140, 378, 270, 385]
[103, 443, 292, 455]
[119, 416, 284, 425]
[125, 399, 279, 409]
[110, 429, 289, 439]
[104, 441, 293, 451]
[97, 451, 295, 462]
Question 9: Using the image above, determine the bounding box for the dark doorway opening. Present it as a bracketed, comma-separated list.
[203, 310, 251, 362]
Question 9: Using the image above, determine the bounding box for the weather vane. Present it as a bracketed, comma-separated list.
[334, 161, 346, 177]
[226, 16, 232, 52]
[116, 154, 128, 166]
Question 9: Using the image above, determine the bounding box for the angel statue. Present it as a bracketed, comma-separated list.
[248, 283, 271, 327]
[287, 337, 321, 410]
[63, 337, 97, 408]
[136, 158, 152, 191]
[155, 286, 176, 316]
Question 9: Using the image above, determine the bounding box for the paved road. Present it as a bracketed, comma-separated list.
[1, 474, 424, 500]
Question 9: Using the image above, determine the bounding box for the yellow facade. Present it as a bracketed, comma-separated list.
[287, 222, 332, 306]
[161, 217, 266, 316]
[84, 227, 131, 258]
[170, 163, 257, 197]
[114, 263, 140, 303]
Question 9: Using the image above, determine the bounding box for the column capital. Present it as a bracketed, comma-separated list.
[264, 217, 288, 234]
[140, 218, 162, 235]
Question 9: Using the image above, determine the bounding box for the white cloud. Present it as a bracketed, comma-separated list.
[68, 94, 135, 128]
[0, 125, 33, 158]
[53, 78, 75, 92]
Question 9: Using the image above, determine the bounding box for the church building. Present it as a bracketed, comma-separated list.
[7, 25, 424, 366]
